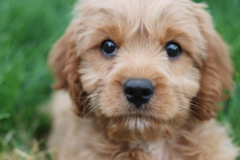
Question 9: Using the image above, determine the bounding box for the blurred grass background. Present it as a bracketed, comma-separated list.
[0, 0, 239, 159]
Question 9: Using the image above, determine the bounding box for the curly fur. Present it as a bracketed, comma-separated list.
[48, 0, 239, 159]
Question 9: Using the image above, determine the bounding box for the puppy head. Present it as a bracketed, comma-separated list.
[49, 0, 233, 141]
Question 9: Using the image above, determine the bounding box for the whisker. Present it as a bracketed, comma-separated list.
[188, 108, 205, 121]
[190, 101, 212, 116]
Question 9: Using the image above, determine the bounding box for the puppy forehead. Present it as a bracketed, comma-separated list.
[77, 0, 197, 27]
[76, 0, 202, 45]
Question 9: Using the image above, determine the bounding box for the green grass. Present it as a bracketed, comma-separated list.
[0, 0, 239, 159]
[0, 0, 75, 158]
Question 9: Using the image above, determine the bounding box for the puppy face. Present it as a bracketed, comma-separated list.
[49, 0, 233, 141]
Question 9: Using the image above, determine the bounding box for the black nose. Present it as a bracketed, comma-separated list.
[123, 78, 154, 109]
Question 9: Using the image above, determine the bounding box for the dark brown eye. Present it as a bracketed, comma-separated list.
[166, 42, 182, 58]
[100, 40, 117, 57]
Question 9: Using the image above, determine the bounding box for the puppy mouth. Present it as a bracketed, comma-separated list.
[119, 114, 160, 122]
[126, 114, 152, 118]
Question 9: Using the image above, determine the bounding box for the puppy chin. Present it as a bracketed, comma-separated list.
[103, 113, 188, 142]
[105, 117, 170, 141]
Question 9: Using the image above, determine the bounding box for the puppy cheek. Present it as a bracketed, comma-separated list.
[79, 66, 101, 93]
[178, 68, 201, 99]
[150, 85, 180, 120]
[99, 79, 127, 117]
[78, 53, 115, 94]
[171, 68, 201, 118]
[154, 68, 200, 120]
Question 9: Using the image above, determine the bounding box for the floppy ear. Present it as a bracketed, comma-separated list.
[48, 30, 69, 89]
[48, 21, 87, 116]
[191, 4, 234, 120]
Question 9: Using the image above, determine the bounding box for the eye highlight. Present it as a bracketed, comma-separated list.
[100, 40, 117, 57]
[165, 42, 182, 58]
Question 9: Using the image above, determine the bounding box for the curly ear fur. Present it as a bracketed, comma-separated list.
[48, 21, 87, 116]
[48, 22, 75, 90]
[191, 4, 234, 120]
[49, 34, 68, 89]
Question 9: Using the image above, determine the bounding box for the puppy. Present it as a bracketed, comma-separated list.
[48, 0, 239, 159]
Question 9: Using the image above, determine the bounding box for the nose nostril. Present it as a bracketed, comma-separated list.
[142, 89, 153, 97]
[124, 87, 134, 96]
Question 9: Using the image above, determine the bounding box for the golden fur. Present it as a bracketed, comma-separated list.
[48, 0, 239, 159]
